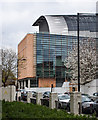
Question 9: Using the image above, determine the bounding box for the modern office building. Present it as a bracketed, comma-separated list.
[18, 14, 97, 89]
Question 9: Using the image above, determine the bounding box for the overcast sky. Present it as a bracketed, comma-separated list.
[0, 0, 98, 52]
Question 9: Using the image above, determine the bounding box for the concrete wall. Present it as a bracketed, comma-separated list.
[25, 87, 51, 93]
[80, 79, 98, 96]
[25, 81, 70, 93]
[25, 87, 69, 93]
[52, 87, 69, 93]
[1, 85, 16, 102]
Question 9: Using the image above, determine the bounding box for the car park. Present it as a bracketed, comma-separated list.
[93, 99, 98, 117]
[58, 94, 70, 110]
[20, 89, 26, 94]
[43, 91, 51, 98]
[20, 89, 26, 100]
[66, 94, 94, 114]
[32, 91, 36, 97]
[16, 89, 21, 101]
[22, 92, 27, 101]
[82, 95, 94, 114]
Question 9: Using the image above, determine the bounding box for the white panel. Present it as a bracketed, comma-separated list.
[45, 15, 68, 35]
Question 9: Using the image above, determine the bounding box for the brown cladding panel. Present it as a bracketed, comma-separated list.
[18, 34, 36, 80]
[38, 78, 56, 87]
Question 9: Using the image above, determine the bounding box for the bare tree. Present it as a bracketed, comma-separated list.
[17, 55, 27, 78]
[64, 38, 96, 85]
[2, 48, 17, 87]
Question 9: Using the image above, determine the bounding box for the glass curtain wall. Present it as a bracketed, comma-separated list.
[36, 33, 77, 87]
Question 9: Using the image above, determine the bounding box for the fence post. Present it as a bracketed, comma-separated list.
[70, 92, 81, 114]
[17, 91, 21, 101]
[10, 85, 16, 102]
[27, 92, 32, 103]
[36, 92, 43, 105]
[49, 92, 58, 109]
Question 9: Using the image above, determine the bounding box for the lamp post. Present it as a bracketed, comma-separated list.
[77, 13, 80, 92]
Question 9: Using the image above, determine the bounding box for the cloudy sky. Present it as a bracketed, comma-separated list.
[0, 0, 98, 52]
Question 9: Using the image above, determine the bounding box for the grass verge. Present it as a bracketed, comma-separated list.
[1, 100, 97, 120]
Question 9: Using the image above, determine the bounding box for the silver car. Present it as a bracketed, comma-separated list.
[93, 99, 98, 117]
[82, 95, 94, 114]
[58, 94, 70, 109]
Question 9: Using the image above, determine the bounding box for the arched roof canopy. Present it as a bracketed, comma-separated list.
[33, 14, 97, 36]
[33, 16, 49, 33]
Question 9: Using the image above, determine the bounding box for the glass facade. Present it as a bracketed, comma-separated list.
[36, 33, 79, 86]
[64, 14, 96, 32]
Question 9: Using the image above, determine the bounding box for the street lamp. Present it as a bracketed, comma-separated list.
[77, 13, 80, 92]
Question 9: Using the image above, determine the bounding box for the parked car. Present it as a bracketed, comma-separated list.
[82, 95, 94, 114]
[82, 93, 91, 98]
[93, 92, 98, 96]
[67, 95, 94, 114]
[32, 91, 36, 97]
[64, 92, 70, 95]
[58, 93, 63, 96]
[58, 94, 70, 110]
[16, 90, 21, 101]
[20, 89, 27, 100]
[93, 99, 98, 117]
[21, 92, 28, 101]
[92, 92, 98, 101]
[43, 91, 51, 98]
[20, 89, 26, 94]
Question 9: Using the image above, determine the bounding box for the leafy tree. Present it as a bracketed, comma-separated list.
[64, 38, 96, 85]
[2, 49, 17, 87]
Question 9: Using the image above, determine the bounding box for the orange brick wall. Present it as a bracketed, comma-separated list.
[18, 34, 36, 80]
[38, 78, 56, 87]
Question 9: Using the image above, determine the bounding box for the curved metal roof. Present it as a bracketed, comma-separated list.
[33, 15, 96, 36]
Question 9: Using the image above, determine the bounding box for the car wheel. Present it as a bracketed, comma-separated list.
[67, 106, 70, 112]
[58, 103, 61, 109]
[82, 107, 84, 114]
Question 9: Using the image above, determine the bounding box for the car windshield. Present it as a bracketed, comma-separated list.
[21, 90, 26, 93]
[59, 95, 70, 100]
[82, 94, 90, 97]
[45, 92, 50, 94]
[82, 96, 91, 102]
[58, 93, 62, 95]
[32, 91, 36, 94]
